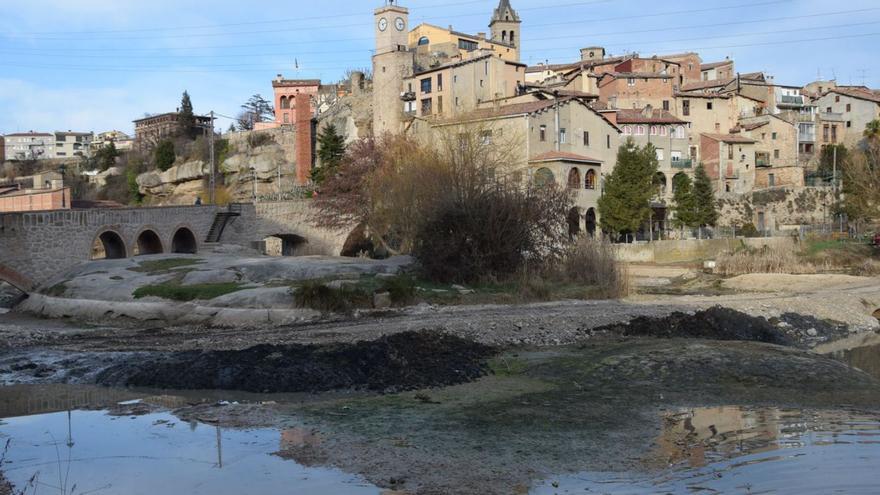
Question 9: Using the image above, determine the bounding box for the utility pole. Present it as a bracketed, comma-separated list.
[209, 111, 216, 205]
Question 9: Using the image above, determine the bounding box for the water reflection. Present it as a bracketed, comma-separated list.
[835, 344, 880, 381]
[0, 395, 381, 495]
[532, 406, 880, 494]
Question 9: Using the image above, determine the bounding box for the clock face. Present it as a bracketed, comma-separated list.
[378, 17, 388, 32]
[395, 17, 405, 31]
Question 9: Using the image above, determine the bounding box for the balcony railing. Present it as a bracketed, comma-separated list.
[798, 133, 815, 142]
[778, 95, 804, 105]
[400, 91, 416, 102]
[756, 159, 771, 168]
[671, 159, 693, 169]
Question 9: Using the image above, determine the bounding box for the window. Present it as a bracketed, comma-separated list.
[420, 78, 432, 94]
[831, 125, 838, 143]
[480, 130, 492, 145]
[539, 125, 547, 142]
[607, 134, 611, 148]
[283, 114, 289, 123]
[774, 149, 780, 159]
[707, 102, 713, 110]
[768, 174, 776, 186]
[559, 128, 567, 144]
[421, 98, 433, 115]
[585, 169, 597, 189]
[623, 125, 631, 135]
[671, 151, 682, 162]
[835, 96, 840, 103]
[479, 79, 484, 87]
[455, 97, 459, 107]
[627, 78, 636, 86]
[662, 100, 670, 111]
[636, 125, 645, 136]
[660, 126, 668, 136]
[847, 121, 852, 128]
[715, 123, 721, 132]
[437, 95, 443, 113]
[485, 61, 489, 75]
[682, 100, 690, 116]
[650, 126, 658, 136]
[458, 38, 478, 51]
[846, 103, 852, 112]
[655, 148, 665, 161]
[583, 131, 590, 146]
[823, 124, 830, 141]
[453, 75, 458, 84]
[437, 73, 443, 91]
[772, 132, 777, 140]
[280, 96, 290, 109]
[728, 144, 734, 160]
[826, 107, 832, 113]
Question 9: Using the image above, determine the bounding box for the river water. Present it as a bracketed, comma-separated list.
[1, 344, 880, 494]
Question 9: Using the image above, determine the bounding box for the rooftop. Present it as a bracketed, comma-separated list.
[529, 151, 603, 164]
[701, 60, 733, 70]
[616, 108, 688, 124]
[702, 133, 757, 144]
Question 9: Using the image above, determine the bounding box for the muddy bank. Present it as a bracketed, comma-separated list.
[94, 331, 495, 394]
[594, 306, 850, 348]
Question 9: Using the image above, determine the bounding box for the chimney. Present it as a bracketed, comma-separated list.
[580, 47, 605, 62]
[477, 32, 486, 39]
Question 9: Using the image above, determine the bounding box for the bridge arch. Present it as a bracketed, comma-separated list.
[91, 229, 128, 260]
[133, 227, 165, 256]
[171, 226, 198, 254]
[0, 264, 35, 293]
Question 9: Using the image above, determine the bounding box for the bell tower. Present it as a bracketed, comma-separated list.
[372, 1, 414, 136]
[490, 0, 521, 60]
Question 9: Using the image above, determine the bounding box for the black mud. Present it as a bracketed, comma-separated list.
[594, 306, 828, 347]
[95, 331, 496, 393]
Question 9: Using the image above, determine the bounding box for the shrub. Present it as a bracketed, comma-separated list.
[715, 244, 817, 276]
[737, 223, 761, 238]
[247, 132, 276, 148]
[293, 281, 370, 313]
[557, 236, 629, 298]
[154, 140, 176, 171]
[381, 274, 417, 305]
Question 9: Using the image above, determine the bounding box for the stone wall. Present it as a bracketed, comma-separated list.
[717, 186, 836, 233]
[614, 237, 796, 264]
[250, 200, 355, 256]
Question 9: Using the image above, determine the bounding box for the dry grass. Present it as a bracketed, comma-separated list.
[715, 244, 817, 276]
[555, 236, 629, 298]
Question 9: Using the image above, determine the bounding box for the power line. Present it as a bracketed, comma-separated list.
[1, 7, 876, 57]
[4, 31, 879, 75]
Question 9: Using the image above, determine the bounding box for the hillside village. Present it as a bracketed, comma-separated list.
[1, 0, 878, 240]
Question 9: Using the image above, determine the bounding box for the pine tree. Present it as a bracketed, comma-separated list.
[671, 173, 697, 234]
[597, 139, 658, 239]
[154, 140, 176, 171]
[311, 124, 347, 185]
[227, 123, 236, 133]
[179, 91, 196, 139]
[692, 163, 719, 230]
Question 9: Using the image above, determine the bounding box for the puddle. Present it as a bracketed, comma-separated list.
[0, 386, 381, 495]
[834, 343, 880, 381]
[531, 405, 880, 494]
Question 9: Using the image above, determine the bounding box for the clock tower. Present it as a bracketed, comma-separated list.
[372, 1, 413, 136]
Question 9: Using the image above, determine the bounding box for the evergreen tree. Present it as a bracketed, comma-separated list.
[241, 94, 275, 126]
[154, 140, 176, 171]
[94, 142, 119, 171]
[671, 173, 697, 234]
[179, 91, 196, 139]
[227, 123, 236, 133]
[312, 124, 347, 185]
[692, 163, 719, 230]
[597, 139, 658, 239]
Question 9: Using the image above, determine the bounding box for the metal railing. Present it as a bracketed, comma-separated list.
[671, 159, 693, 169]
[778, 95, 804, 105]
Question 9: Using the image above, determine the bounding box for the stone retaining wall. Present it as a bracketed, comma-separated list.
[615, 237, 796, 264]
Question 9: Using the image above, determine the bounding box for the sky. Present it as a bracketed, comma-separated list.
[0, 0, 878, 135]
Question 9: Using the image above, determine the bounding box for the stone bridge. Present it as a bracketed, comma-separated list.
[0, 201, 355, 292]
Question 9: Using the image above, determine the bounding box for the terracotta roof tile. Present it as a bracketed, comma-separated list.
[701, 60, 734, 70]
[616, 108, 687, 124]
[529, 151, 603, 164]
[702, 133, 756, 144]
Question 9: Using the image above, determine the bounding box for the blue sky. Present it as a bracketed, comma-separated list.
[0, 0, 878, 135]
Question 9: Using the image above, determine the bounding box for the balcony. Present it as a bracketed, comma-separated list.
[777, 95, 805, 106]
[400, 91, 416, 102]
[756, 159, 771, 168]
[798, 132, 815, 143]
[671, 159, 693, 169]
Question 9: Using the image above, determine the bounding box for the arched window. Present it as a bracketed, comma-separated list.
[567, 168, 581, 189]
[585, 169, 597, 190]
[280, 96, 290, 109]
[417, 36, 430, 46]
[567, 207, 581, 239]
[509, 31, 515, 44]
[654, 172, 668, 196]
[585, 208, 597, 237]
[502, 31, 507, 42]
[534, 168, 555, 188]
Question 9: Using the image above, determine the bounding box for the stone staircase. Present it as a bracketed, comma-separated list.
[204, 203, 242, 243]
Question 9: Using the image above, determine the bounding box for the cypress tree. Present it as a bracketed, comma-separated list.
[671, 173, 697, 234]
[179, 91, 196, 139]
[692, 163, 719, 229]
[311, 124, 347, 185]
[597, 139, 659, 238]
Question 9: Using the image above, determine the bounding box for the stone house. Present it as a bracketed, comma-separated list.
[417, 97, 620, 235]
[271, 77, 320, 126]
[596, 72, 676, 111]
[133, 112, 212, 149]
[699, 133, 757, 194]
[700, 59, 734, 81]
[659, 52, 702, 85]
[732, 114, 804, 189]
[402, 53, 526, 120]
[813, 87, 880, 148]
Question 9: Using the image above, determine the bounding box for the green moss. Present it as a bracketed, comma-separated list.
[133, 282, 245, 301]
[128, 258, 204, 274]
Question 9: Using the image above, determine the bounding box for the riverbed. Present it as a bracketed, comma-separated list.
[2, 311, 880, 494]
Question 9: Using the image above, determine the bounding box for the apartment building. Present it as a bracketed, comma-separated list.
[54, 131, 93, 158]
[2, 132, 54, 160]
